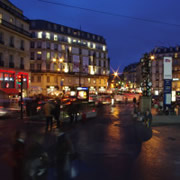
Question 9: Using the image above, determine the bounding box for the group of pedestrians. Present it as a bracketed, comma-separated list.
[10, 128, 78, 180]
[43, 100, 61, 132]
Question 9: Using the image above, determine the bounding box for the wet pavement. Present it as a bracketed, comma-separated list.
[0, 103, 180, 180]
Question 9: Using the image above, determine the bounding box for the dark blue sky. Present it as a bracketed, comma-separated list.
[11, 0, 180, 72]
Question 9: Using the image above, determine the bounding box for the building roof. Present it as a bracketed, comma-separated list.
[29, 19, 106, 44]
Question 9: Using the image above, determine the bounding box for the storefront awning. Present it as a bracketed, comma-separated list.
[0, 88, 19, 95]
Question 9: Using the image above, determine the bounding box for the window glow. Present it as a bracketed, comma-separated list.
[64, 63, 69, 73]
[54, 34, 58, 41]
[88, 42, 91, 48]
[38, 32, 43, 38]
[0, 14, 2, 23]
[47, 52, 50, 60]
[73, 39, 77, 43]
[93, 43, 96, 49]
[103, 45, 106, 51]
[68, 37, 72, 43]
[46, 32, 50, 39]
[37, 51, 42, 54]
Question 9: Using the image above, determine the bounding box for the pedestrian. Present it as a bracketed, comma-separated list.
[54, 129, 76, 180]
[68, 102, 74, 123]
[52, 99, 61, 129]
[24, 133, 49, 180]
[12, 130, 26, 180]
[144, 110, 152, 128]
[133, 97, 136, 105]
[43, 101, 55, 132]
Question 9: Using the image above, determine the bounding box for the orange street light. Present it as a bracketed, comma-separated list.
[59, 58, 63, 63]
[150, 55, 155, 60]
[114, 72, 118, 77]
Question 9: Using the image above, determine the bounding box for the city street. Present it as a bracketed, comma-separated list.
[0, 103, 180, 180]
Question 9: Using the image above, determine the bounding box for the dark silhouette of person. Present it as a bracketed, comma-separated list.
[12, 130, 26, 180]
[53, 100, 61, 129]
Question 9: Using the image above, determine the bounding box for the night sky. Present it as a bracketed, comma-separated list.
[10, 0, 180, 72]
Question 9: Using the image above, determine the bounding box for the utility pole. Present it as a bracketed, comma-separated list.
[20, 74, 23, 120]
[79, 26, 82, 87]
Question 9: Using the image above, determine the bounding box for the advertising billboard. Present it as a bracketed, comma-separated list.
[163, 57, 172, 79]
[76, 87, 89, 101]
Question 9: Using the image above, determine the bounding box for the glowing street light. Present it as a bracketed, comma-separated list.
[150, 55, 155, 60]
[114, 72, 118, 77]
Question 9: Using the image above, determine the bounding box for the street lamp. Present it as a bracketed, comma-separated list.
[150, 55, 155, 60]
[52, 57, 64, 72]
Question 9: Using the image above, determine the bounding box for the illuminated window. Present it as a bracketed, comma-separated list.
[9, 18, 13, 23]
[68, 37, 72, 43]
[62, 45, 65, 50]
[88, 78, 91, 83]
[46, 32, 50, 39]
[54, 34, 58, 41]
[174, 53, 178, 58]
[37, 51, 42, 60]
[93, 79, 96, 84]
[38, 32, 43, 38]
[88, 42, 91, 48]
[93, 43, 96, 49]
[103, 45, 106, 51]
[46, 52, 50, 60]
[0, 14, 2, 23]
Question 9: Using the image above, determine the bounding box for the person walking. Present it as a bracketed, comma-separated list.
[24, 133, 49, 180]
[12, 130, 26, 180]
[53, 99, 61, 129]
[43, 101, 54, 132]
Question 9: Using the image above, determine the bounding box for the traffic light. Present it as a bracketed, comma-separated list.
[16, 74, 23, 88]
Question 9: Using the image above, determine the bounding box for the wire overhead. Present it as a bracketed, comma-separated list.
[38, 0, 180, 27]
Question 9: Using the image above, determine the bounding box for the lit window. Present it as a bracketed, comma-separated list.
[93, 79, 96, 84]
[37, 51, 42, 54]
[88, 78, 91, 83]
[73, 39, 77, 43]
[46, 32, 50, 39]
[62, 45, 65, 50]
[68, 37, 72, 43]
[88, 42, 91, 48]
[174, 53, 178, 58]
[103, 45, 106, 51]
[54, 34, 58, 41]
[37, 32, 43, 38]
[0, 14, 2, 23]
[9, 18, 13, 23]
[47, 52, 50, 60]
[93, 43, 96, 49]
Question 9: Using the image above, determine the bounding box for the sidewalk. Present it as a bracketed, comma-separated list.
[151, 108, 180, 126]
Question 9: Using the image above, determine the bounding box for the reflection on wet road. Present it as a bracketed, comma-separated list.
[69, 104, 180, 180]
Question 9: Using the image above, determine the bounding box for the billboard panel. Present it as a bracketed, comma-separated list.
[163, 57, 172, 79]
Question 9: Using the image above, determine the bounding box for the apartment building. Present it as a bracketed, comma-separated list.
[151, 46, 180, 95]
[0, 0, 30, 97]
[29, 20, 110, 96]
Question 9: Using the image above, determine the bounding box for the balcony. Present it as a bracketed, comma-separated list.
[9, 62, 14, 68]
[0, 19, 30, 37]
